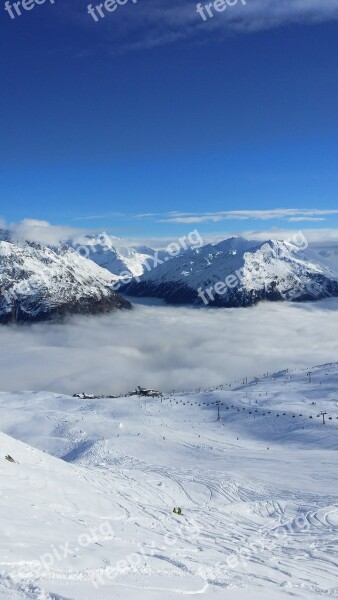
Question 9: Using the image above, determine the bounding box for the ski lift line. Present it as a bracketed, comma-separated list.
[74, 365, 338, 416]
[147, 394, 338, 424]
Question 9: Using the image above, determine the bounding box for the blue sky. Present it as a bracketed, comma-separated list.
[1, 0, 338, 241]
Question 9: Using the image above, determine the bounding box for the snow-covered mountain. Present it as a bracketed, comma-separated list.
[0, 239, 131, 324]
[70, 234, 167, 278]
[3, 229, 338, 320]
[121, 237, 338, 306]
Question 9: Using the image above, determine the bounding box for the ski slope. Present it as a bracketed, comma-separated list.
[0, 364, 338, 599]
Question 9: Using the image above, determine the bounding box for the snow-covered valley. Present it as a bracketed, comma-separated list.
[0, 364, 337, 599]
[1, 230, 338, 600]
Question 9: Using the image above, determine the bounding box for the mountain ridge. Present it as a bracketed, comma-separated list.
[120, 237, 338, 306]
[0, 239, 131, 324]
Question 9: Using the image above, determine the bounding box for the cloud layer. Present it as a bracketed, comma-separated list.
[0, 299, 337, 395]
[3, 218, 338, 253]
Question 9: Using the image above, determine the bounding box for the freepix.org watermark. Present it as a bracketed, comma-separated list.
[197, 231, 309, 306]
[198, 512, 314, 583]
[91, 516, 201, 590]
[17, 521, 115, 580]
[87, 0, 138, 22]
[2, 0, 138, 21]
[3, 0, 55, 20]
[0, 229, 204, 305]
[196, 0, 246, 22]
[111, 229, 204, 291]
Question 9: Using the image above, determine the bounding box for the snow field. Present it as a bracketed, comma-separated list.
[0, 363, 337, 599]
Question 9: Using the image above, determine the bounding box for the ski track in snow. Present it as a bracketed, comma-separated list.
[0, 364, 338, 599]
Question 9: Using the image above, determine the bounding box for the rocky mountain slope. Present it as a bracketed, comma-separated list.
[121, 237, 338, 306]
[0, 239, 131, 324]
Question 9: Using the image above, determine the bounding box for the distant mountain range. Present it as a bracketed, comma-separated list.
[120, 237, 338, 307]
[68, 234, 165, 279]
[0, 234, 131, 324]
[1, 230, 338, 323]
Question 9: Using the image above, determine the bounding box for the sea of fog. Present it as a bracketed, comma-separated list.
[0, 298, 337, 395]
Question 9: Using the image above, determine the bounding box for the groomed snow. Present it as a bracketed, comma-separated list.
[0, 364, 337, 599]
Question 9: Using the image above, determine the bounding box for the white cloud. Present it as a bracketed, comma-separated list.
[3, 217, 338, 251]
[65, 0, 338, 54]
[196, 229, 338, 248]
[8, 219, 78, 246]
[2, 219, 205, 251]
[288, 218, 326, 223]
[72, 228, 338, 249]
[89, 0, 338, 52]
[4, 219, 94, 247]
[149, 209, 338, 224]
[0, 300, 337, 395]
[222, 0, 338, 33]
[237, 228, 338, 244]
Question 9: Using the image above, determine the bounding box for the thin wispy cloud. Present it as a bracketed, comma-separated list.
[137, 209, 338, 224]
[129, 0, 338, 52]
[64, 0, 338, 53]
[288, 217, 326, 223]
